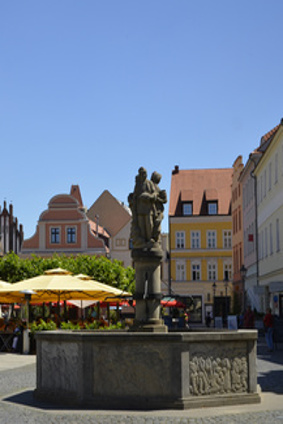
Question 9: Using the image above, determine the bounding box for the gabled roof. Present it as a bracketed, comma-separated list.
[87, 190, 131, 236]
[169, 167, 233, 216]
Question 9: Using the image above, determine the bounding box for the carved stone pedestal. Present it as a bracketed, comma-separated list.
[131, 248, 167, 333]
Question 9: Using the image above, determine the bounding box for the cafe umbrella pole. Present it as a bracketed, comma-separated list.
[20, 289, 36, 354]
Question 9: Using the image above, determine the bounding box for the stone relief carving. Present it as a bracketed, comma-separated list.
[189, 354, 248, 396]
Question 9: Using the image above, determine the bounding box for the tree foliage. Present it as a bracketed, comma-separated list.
[0, 252, 135, 293]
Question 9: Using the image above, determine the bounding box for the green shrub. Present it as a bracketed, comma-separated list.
[30, 319, 57, 333]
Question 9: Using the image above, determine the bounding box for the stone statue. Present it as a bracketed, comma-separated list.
[128, 167, 167, 250]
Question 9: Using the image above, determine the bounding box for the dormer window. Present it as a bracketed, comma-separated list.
[183, 202, 192, 216]
[208, 202, 217, 215]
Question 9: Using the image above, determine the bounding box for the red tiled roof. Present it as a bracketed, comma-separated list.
[169, 168, 233, 216]
[260, 124, 280, 146]
[88, 219, 110, 239]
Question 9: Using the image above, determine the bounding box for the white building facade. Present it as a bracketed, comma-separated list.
[254, 121, 283, 316]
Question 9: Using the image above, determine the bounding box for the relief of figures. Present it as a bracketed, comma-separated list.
[128, 167, 167, 249]
[189, 355, 248, 396]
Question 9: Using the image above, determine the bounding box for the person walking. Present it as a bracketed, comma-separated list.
[243, 305, 255, 328]
[263, 307, 274, 352]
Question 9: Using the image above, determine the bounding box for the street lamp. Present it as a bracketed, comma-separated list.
[223, 273, 229, 327]
[212, 282, 216, 326]
[240, 264, 247, 311]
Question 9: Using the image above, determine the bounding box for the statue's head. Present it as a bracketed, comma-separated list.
[138, 167, 147, 181]
[151, 171, 161, 184]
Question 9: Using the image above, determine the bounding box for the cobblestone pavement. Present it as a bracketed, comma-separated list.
[0, 337, 283, 424]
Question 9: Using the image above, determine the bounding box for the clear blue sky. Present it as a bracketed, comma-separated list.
[1, 1, 283, 238]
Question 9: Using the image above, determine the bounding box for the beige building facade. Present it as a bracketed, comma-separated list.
[87, 190, 132, 268]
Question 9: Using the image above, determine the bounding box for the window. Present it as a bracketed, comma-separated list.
[207, 230, 217, 248]
[183, 203, 192, 216]
[51, 227, 60, 244]
[275, 153, 278, 184]
[176, 261, 186, 281]
[67, 227, 76, 244]
[176, 231, 185, 249]
[269, 162, 272, 191]
[223, 263, 232, 280]
[264, 170, 267, 198]
[223, 230, 232, 248]
[208, 202, 217, 215]
[269, 223, 273, 255]
[207, 263, 217, 280]
[276, 219, 280, 252]
[116, 238, 126, 247]
[265, 227, 268, 257]
[192, 263, 201, 281]
[191, 231, 200, 248]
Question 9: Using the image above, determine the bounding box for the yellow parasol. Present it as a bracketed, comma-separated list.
[0, 268, 131, 304]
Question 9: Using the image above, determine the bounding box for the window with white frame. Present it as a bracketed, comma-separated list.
[176, 231, 185, 249]
[176, 261, 186, 281]
[275, 153, 278, 184]
[264, 169, 267, 198]
[269, 223, 273, 255]
[207, 262, 217, 280]
[269, 162, 272, 191]
[191, 231, 200, 248]
[207, 230, 217, 248]
[223, 230, 232, 248]
[67, 227, 76, 244]
[276, 218, 280, 252]
[257, 180, 261, 205]
[258, 231, 262, 260]
[208, 202, 218, 215]
[51, 227, 60, 244]
[223, 263, 232, 280]
[262, 230, 265, 259]
[183, 203, 192, 216]
[191, 262, 201, 281]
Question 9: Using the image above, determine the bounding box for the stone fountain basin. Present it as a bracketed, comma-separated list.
[34, 330, 260, 410]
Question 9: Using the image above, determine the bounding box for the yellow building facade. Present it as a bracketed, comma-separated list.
[169, 166, 233, 324]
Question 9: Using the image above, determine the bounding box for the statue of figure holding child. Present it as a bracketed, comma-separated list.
[128, 167, 167, 331]
[128, 167, 167, 251]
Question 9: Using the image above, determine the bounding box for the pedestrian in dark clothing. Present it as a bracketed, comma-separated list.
[263, 308, 274, 351]
[243, 306, 255, 328]
[205, 312, 212, 328]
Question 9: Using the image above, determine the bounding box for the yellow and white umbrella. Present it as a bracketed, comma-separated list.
[0, 268, 131, 304]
